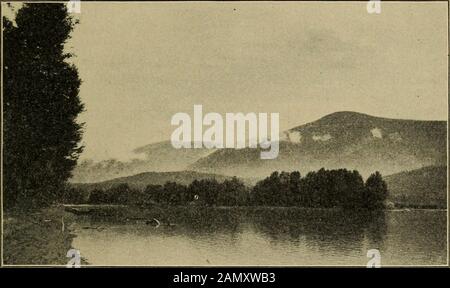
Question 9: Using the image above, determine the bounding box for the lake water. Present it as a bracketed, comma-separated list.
[71, 207, 447, 266]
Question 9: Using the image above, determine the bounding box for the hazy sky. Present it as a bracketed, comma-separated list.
[17, 2, 450, 161]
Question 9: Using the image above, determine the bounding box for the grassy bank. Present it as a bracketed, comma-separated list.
[3, 205, 80, 266]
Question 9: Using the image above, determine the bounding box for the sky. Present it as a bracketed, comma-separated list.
[5, 2, 449, 161]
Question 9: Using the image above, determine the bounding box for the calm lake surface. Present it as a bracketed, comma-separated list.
[71, 207, 447, 266]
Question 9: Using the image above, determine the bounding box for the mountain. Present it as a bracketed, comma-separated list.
[190, 111, 447, 178]
[70, 141, 214, 183]
[71, 170, 235, 191]
[71, 111, 446, 182]
[385, 166, 447, 208]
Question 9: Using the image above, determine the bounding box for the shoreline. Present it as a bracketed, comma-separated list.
[3, 206, 82, 266]
[62, 203, 447, 212]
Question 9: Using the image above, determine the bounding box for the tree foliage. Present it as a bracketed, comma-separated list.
[3, 4, 83, 209]
[251, 169, 382, 209]
[363, 171, 388, 209]
[81, 169, 388, 210]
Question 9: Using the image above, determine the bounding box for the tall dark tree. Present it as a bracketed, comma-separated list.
[364, 171, 388, 210]
[3, 4, 84, 209]
[339, 170, 365, 209]
[289, 171, 301, 204]
[217, 177, 248, 206]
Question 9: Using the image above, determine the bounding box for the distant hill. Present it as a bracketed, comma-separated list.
[71, 170, 236, 191]
[385, 166, 447, 208]
[71, 111, 446, 182]
[190, 111, 446, 178]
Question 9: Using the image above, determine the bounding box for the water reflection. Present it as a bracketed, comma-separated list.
[250, 208, 386, 247]
[71, 207, 446, 266]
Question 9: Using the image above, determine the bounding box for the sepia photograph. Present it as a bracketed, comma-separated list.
[1, 1, 448, 268]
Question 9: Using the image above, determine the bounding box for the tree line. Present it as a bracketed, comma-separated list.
[64, 168, 388, 210]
